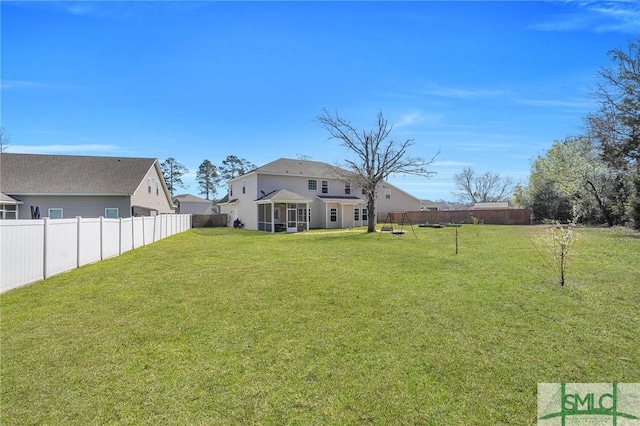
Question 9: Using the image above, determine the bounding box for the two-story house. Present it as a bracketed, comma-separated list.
[219, 158, 420, 232]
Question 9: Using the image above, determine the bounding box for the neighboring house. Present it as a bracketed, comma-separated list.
[473, 202, 510, 210]
[219, 158, 421, 232]
[173, 194, 214, 214]
[421, 199, 451, 211]
[0, 153, 174, 219]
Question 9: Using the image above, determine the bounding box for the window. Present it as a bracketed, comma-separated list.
[230, 184, 233, 197]
[321, 180, 328, 194]
[242, 180, 246, 194]
[105, 208, 119, 218]
[330, 208, 337, 222]
[156, 181, 159, 195]
[345, 182, 351, 195]
[354, 208, 360, 221]
[385, 189, 391, 199]
[362, 208, 368, 221]
[308, 179, 318, 191]
[362, 188, 366, 195]
[297, 208, 307, 222]
[48, 208, 63, 219]
[147, 178, 152, 194]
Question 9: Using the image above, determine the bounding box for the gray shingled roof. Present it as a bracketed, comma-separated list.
[173, 194, 211, 203]
[0, 193, 22, 204]
[253, 158, 351, 179]
[317, 195, 362, 200]
[255, 189, 313, 203]
[1, 153, 157, 195]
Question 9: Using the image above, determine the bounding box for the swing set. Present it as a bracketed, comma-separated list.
[378, 211, 417, 239]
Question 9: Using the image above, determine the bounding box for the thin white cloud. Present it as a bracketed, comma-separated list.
[1, 80, 87, 91]
[432, 160, 471, 167]
[394, 111, 443, 128]
[589, 2, 640, 33]
[11, 144, 122, 154]
[530, 1, 640, 34]
[516, 98, 593, 109]
[420, 83, 508, 99]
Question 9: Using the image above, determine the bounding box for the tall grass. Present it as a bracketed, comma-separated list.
[1, 226, 638, 424]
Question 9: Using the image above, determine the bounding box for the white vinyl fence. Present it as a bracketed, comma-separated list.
[0, 214, 191, 293]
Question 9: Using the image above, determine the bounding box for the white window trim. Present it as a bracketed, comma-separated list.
[48, 208, 63, 219]
[330, 207, 337, 222]
[105, 208, 119, 218]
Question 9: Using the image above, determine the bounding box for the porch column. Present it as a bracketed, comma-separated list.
[270, 202, 275, 233]
[306, 202, 310, 230]
[325, 204, 329, 228]
[341, 204, 345, 228]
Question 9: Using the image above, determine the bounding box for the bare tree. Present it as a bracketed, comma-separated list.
[453, 167, 514, 204]
[0, 128, 11, 153]
[317, 109, 438, 233]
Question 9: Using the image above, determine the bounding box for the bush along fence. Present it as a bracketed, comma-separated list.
[0, 214, 191, 293]
[191, 213, 228, 228]
[378, 209, 533, 226]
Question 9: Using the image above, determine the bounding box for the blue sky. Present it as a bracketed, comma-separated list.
[2, 1, 639, 201]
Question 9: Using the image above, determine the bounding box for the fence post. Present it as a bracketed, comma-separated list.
[43, 217, 49, 279]
[77, 216, 82, 268]
[100, 216, 104, 260]
[119, 217, 123, 255]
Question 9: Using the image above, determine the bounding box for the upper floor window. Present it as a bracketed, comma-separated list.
[230, 184, 233, 197]
[156, 181, 159, 196]
[242, 180, 246, 194]
[321, 180, 328, 194]
[147, 178, 152, 194]
[385, 189, 391, 199]
[345, 182, 351, 195]
[308, 179, 318, 191]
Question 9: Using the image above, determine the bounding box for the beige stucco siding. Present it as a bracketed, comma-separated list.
[226, 174, 259, 229]
[130, 164, 174, 214]
[13, 195, 130, 219]
[375, 182, 421, 216]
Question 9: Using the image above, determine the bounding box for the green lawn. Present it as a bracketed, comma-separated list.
[1, 225, 639, 425]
